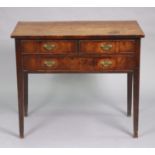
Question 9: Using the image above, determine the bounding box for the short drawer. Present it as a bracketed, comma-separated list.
[21, 40, 77, 54]
[23, 55, 135, 72]
[79, 40, 136, 54]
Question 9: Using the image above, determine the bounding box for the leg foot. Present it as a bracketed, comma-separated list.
[133, 131, 138, 138]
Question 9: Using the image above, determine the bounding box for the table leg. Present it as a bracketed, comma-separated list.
[17, 72, 24, 138]
[127, 72, 133, 116]
[133, 69, 140, 138]
[24, 73, 28, 117]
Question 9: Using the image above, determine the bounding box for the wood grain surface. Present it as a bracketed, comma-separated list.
[11, 21, 144, 138]
[11, 21, 144, 39]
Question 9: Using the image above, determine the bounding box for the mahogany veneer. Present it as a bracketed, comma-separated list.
[11, 21, 144, 138]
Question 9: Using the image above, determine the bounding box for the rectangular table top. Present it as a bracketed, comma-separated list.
[11, 21, 144, 39]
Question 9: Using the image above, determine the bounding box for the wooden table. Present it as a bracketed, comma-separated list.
[11, 21, 144, 138]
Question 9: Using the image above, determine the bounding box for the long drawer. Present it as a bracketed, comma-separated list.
[23, 55, 136, 72]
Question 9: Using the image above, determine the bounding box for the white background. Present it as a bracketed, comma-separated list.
[0, 7, 155, 148]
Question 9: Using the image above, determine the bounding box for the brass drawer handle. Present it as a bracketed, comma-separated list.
[100, 44, 112, 51]
[100, 60, 112, 67]
[43, 43, 56, 51]
[44, 60, 56, 67]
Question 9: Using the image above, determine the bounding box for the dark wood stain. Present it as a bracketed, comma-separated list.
[11, 21, 144, 138]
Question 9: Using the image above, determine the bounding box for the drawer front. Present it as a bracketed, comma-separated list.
[23, 55, 135, 72]
[21, 40, 77, 53]
[79, 40, 136, 54]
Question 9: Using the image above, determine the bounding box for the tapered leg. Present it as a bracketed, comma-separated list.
[17, 72, 24, 138]
[133, 69, 140, 138]
[15, 39, 25, 138]
[24, 73, 28, 117]
[127, 72, 133, 116]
